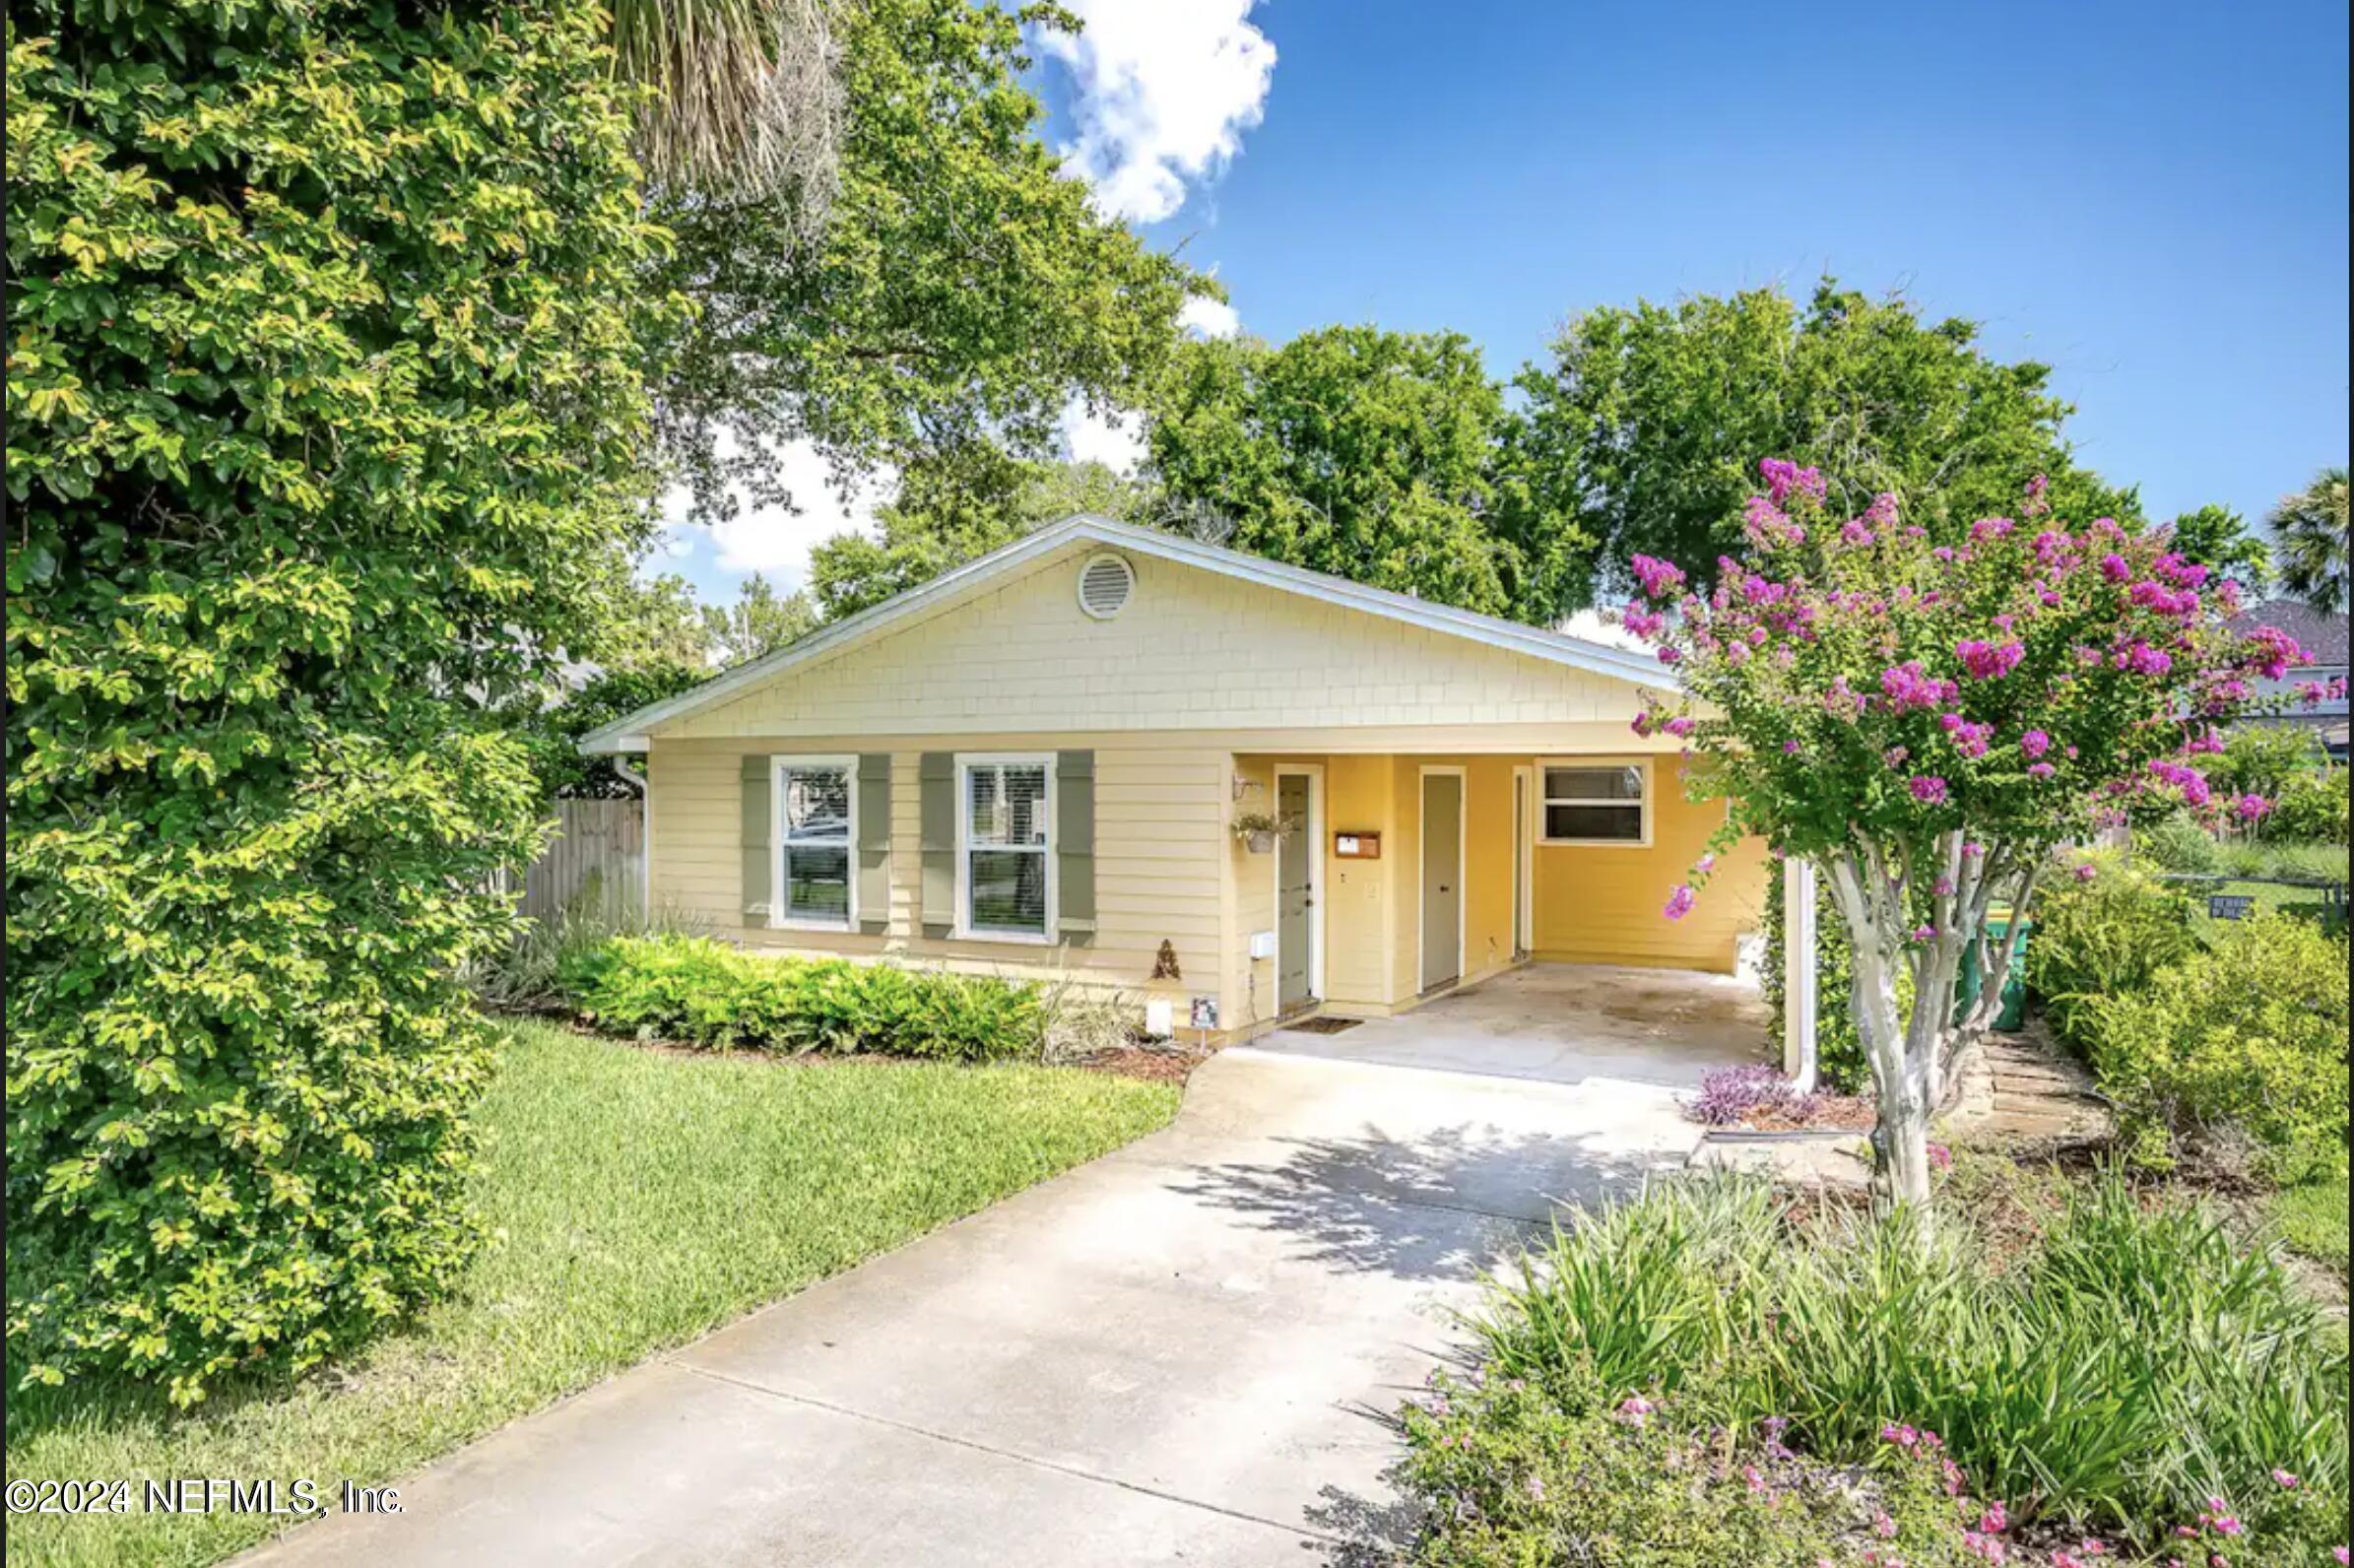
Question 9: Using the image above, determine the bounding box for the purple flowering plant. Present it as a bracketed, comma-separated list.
[1622, 462, 2302, 1209]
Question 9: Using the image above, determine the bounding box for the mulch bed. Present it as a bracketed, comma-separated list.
[1742, 1095, 1877, 1134]
[1078, 1046, 1210, 1083]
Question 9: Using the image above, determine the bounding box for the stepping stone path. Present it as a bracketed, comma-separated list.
[1944, 1020, 2113, 1144]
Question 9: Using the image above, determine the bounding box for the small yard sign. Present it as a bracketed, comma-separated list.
[2206, 892, 2256, 921]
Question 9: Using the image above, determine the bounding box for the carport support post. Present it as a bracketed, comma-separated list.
[1782, 857, 1819, 1094]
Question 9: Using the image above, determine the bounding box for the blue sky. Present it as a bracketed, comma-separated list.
[660, 0, 2350, 603]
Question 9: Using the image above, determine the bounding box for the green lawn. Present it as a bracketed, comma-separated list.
[2272, 1175, 2353, 1280]
[4, 1021, 1180, 1568]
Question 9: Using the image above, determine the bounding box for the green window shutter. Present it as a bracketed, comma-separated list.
[919, 751, 955, 937]
[1057, 750, 1095, 945]
[857, 753, 891, 933]
[740, 753, 771, 924]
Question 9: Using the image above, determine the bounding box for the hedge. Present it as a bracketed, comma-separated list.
[564, 936, 1047, 1063]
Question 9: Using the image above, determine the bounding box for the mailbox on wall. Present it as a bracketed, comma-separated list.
[1333, 831, 1382, 860]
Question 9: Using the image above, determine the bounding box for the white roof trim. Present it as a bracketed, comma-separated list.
[578, 515, 1675, 753]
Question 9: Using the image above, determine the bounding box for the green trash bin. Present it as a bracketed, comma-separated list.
[1954, 913, 2032, 1031]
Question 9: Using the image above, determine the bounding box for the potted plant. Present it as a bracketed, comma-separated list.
[1232, 810, 1296, 854]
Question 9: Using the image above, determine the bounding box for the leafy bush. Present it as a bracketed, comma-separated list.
[2024, 852, 2201, 1049]
[567, 936, 1046, 1063]
[1459, 1176, 2350, 1557]
[2206, 722, 2329, 803]
[2132, 810, 2224, 873]
[471, 888, 707, 1013]
[2270, 762, 2351, 844]
[2085, 913, 2350, 1183]
[5, 9, 670, 1405]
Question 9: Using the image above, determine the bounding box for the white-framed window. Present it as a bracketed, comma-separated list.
[956, 753, 1055, 942]
[771, 755, 857, 929]
[1538, 758, 1650, 846]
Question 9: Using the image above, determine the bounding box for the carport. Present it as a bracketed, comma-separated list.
[1248, 961, 1773, 1090]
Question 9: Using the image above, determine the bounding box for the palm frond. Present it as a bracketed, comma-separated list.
[2268, 466, 2350, 614]
[610, 0, 843, 218]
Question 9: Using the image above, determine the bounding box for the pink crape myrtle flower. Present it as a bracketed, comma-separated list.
[1663, 884, 1696, 921]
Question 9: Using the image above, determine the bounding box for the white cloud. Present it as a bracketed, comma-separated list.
[1038, 1, 1276, 225]
[1178, 294, 1242, 338]
[1558, 608, 1649, 654]
[1059, 399, 1147, 475]
[659, 437, 893, 585]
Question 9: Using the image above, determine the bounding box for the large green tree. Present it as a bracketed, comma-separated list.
[1507, 281, 2142, 603]
[1144, 327, 1581, 621]
[5, 5, 674, 1402]
[645, 0, 1205, 525]
[2271, 466, 2350, 614]
[2163, 503, 2273, 592]
[703, 571, 818, 666]
[808, 447, 1149, 619]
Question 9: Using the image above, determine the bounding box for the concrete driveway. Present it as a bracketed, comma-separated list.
[245, 1039, 1710, 1567]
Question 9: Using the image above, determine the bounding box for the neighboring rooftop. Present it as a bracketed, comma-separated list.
[2229, 599, 2350, 666]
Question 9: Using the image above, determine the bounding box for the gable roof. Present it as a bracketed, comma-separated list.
[579, 515, 1672, 753]
[2229, 600, 2350, 667]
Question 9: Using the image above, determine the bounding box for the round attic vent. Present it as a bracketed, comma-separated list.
[1077, 552, 1136, 620]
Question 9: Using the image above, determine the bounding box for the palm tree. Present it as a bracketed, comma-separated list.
[2269, 466, 2350, 614]
[609, 0, 842, 214]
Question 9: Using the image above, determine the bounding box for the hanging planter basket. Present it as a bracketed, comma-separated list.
[1233, 812, 1295, 855]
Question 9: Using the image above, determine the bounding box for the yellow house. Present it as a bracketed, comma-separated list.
[579, 516, 1770, 1045]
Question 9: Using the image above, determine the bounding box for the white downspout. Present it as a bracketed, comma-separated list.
[1783, 856, 1819, 1093]
[611, 755, 650, 925]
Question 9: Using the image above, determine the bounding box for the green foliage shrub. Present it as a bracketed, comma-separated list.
[2132, 811, 2224, 873]
[2085, 914, 2350, 1182]
[5, 9, 673, 1405]
[2206, 722, 2329, 802]
[2024, 853, 2201, 1049]
[569, 936, 1046, 1063]
[2269, 761, 2351, 844]
[1452, 1177, 2349, 1558]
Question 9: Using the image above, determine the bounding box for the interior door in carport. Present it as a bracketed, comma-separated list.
[1276, 773, 1314, 1012]
[1420, 772, 1462, 991]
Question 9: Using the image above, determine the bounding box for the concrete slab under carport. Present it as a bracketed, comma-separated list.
[239, 1045, 1705, 1567]
[1256, 961, 1775, 1089]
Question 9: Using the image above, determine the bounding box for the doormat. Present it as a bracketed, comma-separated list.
[1285, 1015, 1361, 1035]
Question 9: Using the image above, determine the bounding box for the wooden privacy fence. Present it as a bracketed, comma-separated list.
[508, 796, 644, 927]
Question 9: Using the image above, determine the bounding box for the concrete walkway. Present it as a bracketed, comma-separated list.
[244, 1047, 1705, 1567]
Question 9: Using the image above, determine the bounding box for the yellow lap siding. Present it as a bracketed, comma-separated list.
[1531, 784, 1766, 972]
[646, 737, 1225, 1015]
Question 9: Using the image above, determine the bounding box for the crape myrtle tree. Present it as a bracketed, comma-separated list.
[5, 7, 678, 1402]
[1623, 463, 2311, 1211]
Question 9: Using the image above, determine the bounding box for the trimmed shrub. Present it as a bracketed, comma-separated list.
[1452, 1176, 2350, 1558]
[568, 935, 1046, 1063]
[6, 8, 670, 1405]
[2085, 913, 2350, 1182]
[2024, 852, 2201, 1050]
